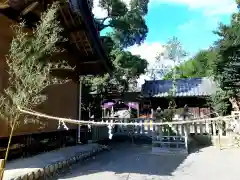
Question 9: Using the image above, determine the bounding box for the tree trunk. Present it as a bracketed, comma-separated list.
[229, 97, 240, 111]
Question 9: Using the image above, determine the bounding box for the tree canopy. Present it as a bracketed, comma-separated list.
[162, 0, 240, 114]
[164, 49, 217, 80]
[96, 0, 149, 48]
[209, 1, 240, 112]
[88, 0, 149, 95]
[213, 10, 240, 94]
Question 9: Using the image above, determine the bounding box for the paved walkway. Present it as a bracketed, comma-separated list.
[3, 144, 104, 180]
[57, 144, 240, 180]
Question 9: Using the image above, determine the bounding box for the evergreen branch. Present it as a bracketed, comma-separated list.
[0, 2, 72, 127]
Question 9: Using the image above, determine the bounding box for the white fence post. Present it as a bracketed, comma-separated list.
[184, 124, 188, 151]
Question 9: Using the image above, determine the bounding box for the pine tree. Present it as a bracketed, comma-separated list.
[212, 0, 240, 111]
[220, 45, 240, 92]
[0, 2, 71, 128]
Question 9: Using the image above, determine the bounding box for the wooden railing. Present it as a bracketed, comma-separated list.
[90, 112, 240, 142]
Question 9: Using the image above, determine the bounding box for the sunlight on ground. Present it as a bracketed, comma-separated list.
[58, 145, 240, 180]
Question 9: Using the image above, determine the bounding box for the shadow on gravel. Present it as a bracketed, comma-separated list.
[56, 135, 211, 179]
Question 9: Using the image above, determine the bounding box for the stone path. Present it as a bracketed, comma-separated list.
[3, 144, 106, 180]
[57, 144, 240, 180]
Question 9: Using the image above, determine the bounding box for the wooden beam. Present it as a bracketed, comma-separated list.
[50, 68, 79, 81]
[79, 61, 99, 64]
[50, 51, 100, 66]
[50, 62, 105, 78]
[0, 2, 9, 9]
[64, 24, 86, 33]
[21, 1, 40, 15]
[43, 0, 47, 10]
[0, 5, 21, 22]
[75, 63, 106, 75]
[21, 11, 39, 28]
[59, 5, 82, 52]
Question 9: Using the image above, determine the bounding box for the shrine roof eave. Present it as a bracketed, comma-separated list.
[0, 0, 113, 76]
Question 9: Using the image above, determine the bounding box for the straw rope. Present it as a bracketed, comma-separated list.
[17, 106, 238, 127]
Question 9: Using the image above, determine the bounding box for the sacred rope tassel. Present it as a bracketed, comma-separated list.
[58, 120, 69, 130]
[108, 120, 114, 139]
[88, 123, 92, 131]
[57, 120, 61, 129]
[62, 120, 69, 130]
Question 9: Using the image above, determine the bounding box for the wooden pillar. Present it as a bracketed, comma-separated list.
[137, 103, 139, 118]
[77, 76, 83, 144]
[184, 124, 189, 152]
[0, 159, 5, 180]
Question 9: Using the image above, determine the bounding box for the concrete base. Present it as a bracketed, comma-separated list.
[190, 134, 237, 148]
[3, 144, 107, 180]
[152, 147, 188, 155]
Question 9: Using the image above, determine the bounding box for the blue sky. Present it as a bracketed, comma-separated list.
[145, 2, 233, 55]
[93, 0, 237, 84]
[93, 0, 237, 57]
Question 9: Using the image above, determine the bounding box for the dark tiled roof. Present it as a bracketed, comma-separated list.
[141, 77, 217, 97]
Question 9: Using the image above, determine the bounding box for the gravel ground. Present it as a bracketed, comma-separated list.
[56, 143, 240, 180]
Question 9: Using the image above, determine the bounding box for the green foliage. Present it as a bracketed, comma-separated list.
[207, 89, 231, 116]
[90, 0, 149, 95]
[162, 109, 176, 122]
[0, 3, 70, 124]
[209, 0, 240, 112]
[162, 37, 187, 61]
[156, 37, 186, 106]
[213, 21, 240, 94]
[97, 0, 149, 48]
[88, 48, 148, 94]
[163, 0, 240, 113]
[156, 37, 187, 80]
[154, 107, 175, 122]
[164, 49, 218, 80]
[162, 46, 231, 114]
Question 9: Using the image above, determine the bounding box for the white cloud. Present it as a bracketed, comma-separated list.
[92, 0, 131, 18]
[92, 0, 237, 17]
[150, 0, 237, 16]
[128, 42, 176, 87]
[128, 42, 164, 68]
[205, 3, 237, 16]
[92, 0, 108, 18]
[129, 42, 162, 86]
[178, 15, 220, 32]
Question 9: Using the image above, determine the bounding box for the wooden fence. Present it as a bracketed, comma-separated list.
[90, 111, 240, 148]
[91, 118, 232, 139]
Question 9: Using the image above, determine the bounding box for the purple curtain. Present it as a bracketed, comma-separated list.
[102, 102, 115, 109]
[127, 102, 138, 109]
[102, 101, 138, 109]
